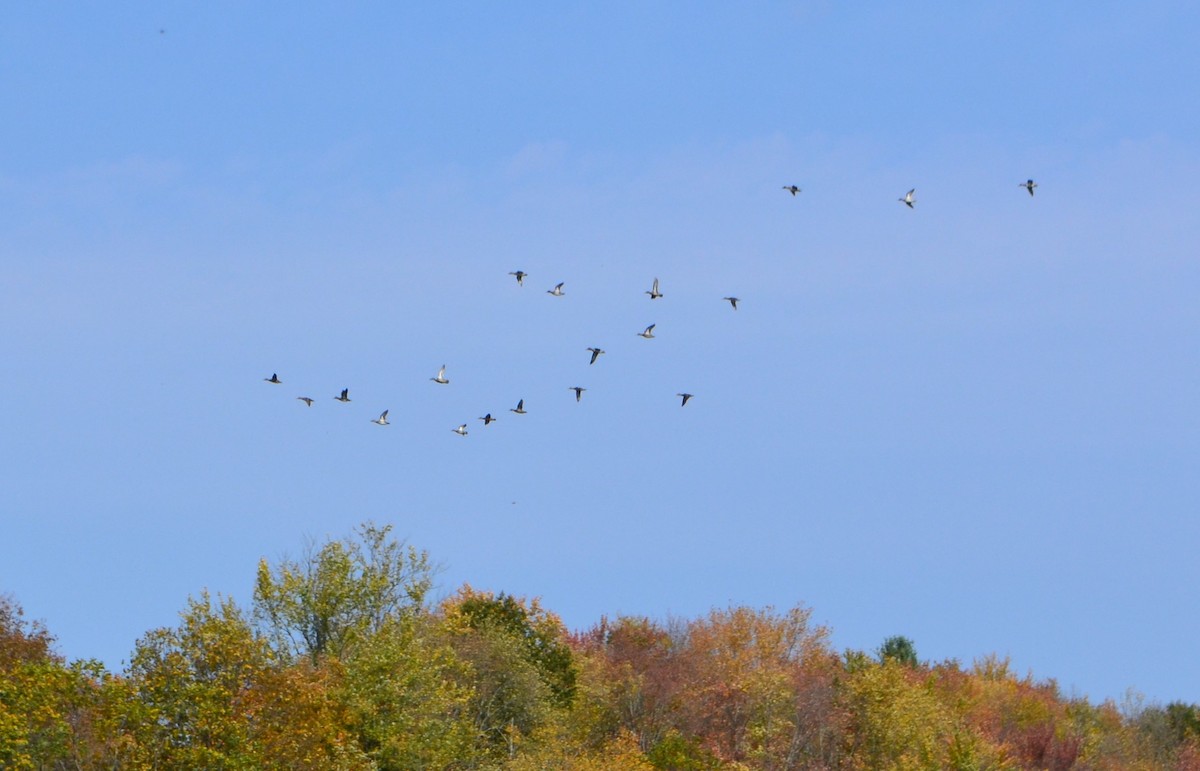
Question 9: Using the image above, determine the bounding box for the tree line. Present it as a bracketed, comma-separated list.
[3, 522, 1198, 769]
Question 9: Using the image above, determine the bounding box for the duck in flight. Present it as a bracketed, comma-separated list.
[547, 282, 565, 297]
[645, 277, 663, 299]
[638, 324, 656, 339]
[1020, 179, 1038, 197]
[264, 373, 281, 384]
[570, 386, 586, 402]
[782, 185, 801, 196]
[899, 189, 916, 208]
[723, 296, 739, 310]
[297, 397, 314, 407]
[334, 389, 351, 402]
[431, 366, 449, 385]
[453, 424, 468, 436]
[509, 270, 527, 286]
[677, 393, 694, 407]
[587, 347, 605, 365]
[371, 410, 390, 426]
[510, 399, 527, 415]
[479, 413, 497, 426]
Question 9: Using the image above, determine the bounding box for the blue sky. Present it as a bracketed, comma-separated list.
[2, 2, 1199, 705]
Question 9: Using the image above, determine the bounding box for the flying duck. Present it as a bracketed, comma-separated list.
[899, 189, 916, 208]
[645, 277, 663, 299]
[638, 324, 656, 339]
[431, 366, 449, 385]
[547, 282, 565, 296]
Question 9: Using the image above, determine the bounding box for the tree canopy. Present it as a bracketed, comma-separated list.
[3, 528, 1198, 770]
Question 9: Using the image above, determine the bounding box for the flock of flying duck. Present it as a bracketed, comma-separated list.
[264, 180, 1038, 435]
[784, 179, 1040, 203]
[262, 273, 719, 435]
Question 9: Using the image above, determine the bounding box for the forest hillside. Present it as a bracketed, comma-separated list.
[2, 523, 1198, 770]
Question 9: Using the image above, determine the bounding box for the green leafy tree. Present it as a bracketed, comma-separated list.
[878, 635, 919, 667]
[450, 588, 576, 706]
[253, 521, 434, 663]
[442, 586, 578, 758]
[1167, 702, 1200, 745]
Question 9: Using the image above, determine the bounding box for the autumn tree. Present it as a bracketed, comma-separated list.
[120, 588, 384, 769]
[961, 655, 1083, 771]
[676, 604, 835, 769]
[1110, 698, 1200, 769]
[841, 657, 956, 771]
[503, 726, 657, 771]
[237, 656, 373, 769]
[11, 533, 1200, 770]
[1, 594, 65, 768]
[338, 614, 477, 769]
[121, 591, 272, 768]
[250, 523, 484, 767]
[571, 616, 689, 756]
[0, 594, 121, 770]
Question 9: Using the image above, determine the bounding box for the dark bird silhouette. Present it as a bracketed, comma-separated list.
[297, 397, 314, 407]
[1020, 179, 1038, 196]
[479, 413, 497, 426]
[587, 347, 605, 365]
[638, 324, 656, 339]
[334, 389, 351, 402]
[723, 296, 739, 310]
[510, 399, 527, 415]
[264, 373, 281, 384]
[570, 386, 586, 402]
[509, 270, 527, 286]
[677, 393, 694, 406]
[782, 185, 801, 196]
